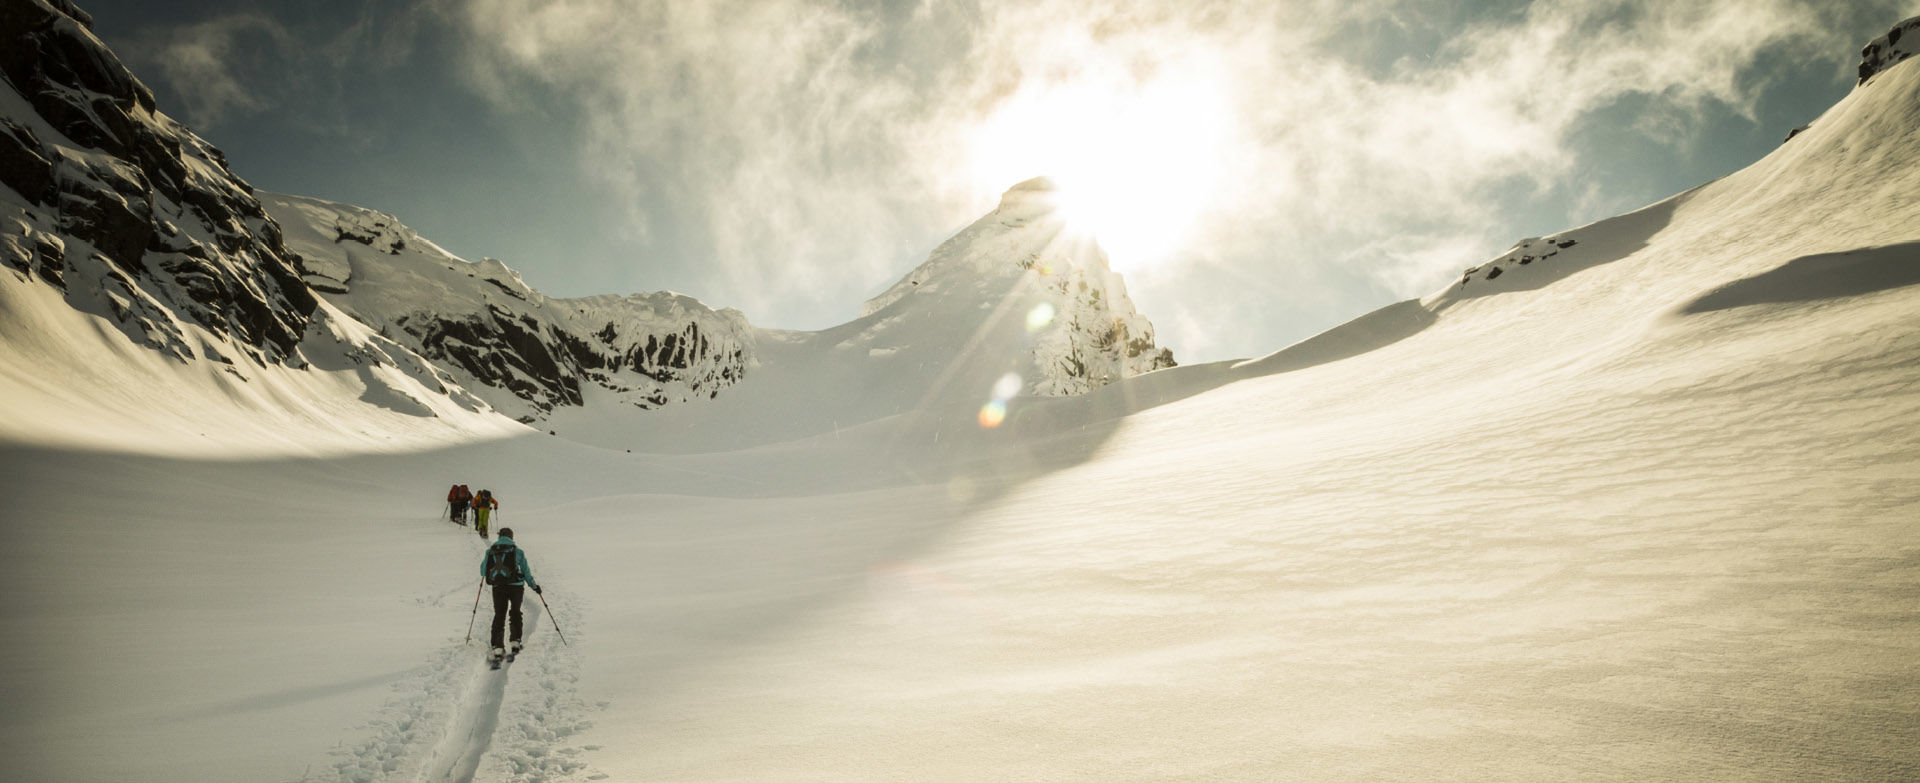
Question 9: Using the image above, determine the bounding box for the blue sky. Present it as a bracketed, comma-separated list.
[83, 0, 1913, 362]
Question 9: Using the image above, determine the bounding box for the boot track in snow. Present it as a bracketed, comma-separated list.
[322, 592, 599, 782]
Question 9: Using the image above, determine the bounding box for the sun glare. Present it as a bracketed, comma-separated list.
[969, 65, 1233, 272]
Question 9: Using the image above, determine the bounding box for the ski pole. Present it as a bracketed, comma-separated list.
[534, 589, 568, 646]
[464, 581, 484, 643]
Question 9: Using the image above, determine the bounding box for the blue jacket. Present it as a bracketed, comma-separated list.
[482, 539, 539, 590]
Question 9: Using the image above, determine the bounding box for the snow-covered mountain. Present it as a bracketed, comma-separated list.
[5, 6, 1920, 783]
[1, 0, 1178, 445]
[263, 193, 753, 423]
[860, 176, 1176, 396]
[1, 0, 315, 367]
[259, 177, 1178, 443]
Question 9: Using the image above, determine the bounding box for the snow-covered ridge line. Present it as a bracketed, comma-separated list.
[1860, 15, 1919, 84]
[264, 192, 753, 423]
[862, 177, 1175, 397]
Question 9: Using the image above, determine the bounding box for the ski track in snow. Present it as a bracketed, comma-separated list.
[319, 585, 600, 783]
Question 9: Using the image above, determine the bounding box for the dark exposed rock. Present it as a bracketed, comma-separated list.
[1460, 235, 1576, 287]
[0, 119, 56, 203]
[53, 153, 151, 273]
[390, 301, 749, 417]
[261, 190, 756, 421]
[1, 0, 317, 362]
[1859, 16, 1920, 84]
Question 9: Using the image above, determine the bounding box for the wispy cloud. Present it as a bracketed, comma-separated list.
[445, 0, 965, 317]
[122, 12, 290, 128]
[441, 0, 1892, 353]
[121, 2, 439, 138]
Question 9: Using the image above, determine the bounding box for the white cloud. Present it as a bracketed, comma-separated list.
[441, 0, 1892, 354]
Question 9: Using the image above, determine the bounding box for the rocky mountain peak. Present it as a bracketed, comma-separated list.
[1859, 15, 1919, 84]
[861, 177, 1175, 397]
[2, 0, 315, 365]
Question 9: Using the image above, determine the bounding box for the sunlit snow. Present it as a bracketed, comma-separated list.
[5, 19, 1920, 783]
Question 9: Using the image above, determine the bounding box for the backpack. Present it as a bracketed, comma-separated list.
[485, 542, 521, 585]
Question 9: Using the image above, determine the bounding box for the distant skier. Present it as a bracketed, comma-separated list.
[449, 484, 473, 525]
[482, 527, 541, 665]
[446, 484, 467, 524]
[472, 488, 498, 538]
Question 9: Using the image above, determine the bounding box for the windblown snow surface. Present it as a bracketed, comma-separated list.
[4, 47, 1920, 783]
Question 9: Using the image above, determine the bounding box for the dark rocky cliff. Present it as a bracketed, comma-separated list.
[1, 0, 315, 365]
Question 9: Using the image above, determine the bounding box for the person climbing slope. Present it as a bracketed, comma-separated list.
[481, 527, 541, 667]
[472, 488, 498, 538]
[452, 484, 473, 525]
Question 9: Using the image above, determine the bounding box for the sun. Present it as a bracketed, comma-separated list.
[969, 65, 1233, 272]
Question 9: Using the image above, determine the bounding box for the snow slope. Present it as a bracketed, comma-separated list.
[259, 177, 1178, 455]
[3, 14, 1920, 783]
[261, 192, 755, 426]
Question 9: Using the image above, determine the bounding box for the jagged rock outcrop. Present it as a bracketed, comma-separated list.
[1859, 15, 1919, 84]
[0, 0, 315, 364]
[1457, 235, 1580, 287]
[264, 193, 752, 422]
[862, 177, 1175, 397]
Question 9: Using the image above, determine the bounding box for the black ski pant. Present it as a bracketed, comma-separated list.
[490, 584, 525, 649]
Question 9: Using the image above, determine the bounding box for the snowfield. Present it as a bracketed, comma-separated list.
[5, 19, 1920, 783]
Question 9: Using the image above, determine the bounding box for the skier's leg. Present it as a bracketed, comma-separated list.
[508, 586, 525, 645]
[489, 586, 509, 650]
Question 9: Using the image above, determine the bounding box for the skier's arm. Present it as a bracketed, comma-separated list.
[518, 549, 539, 591]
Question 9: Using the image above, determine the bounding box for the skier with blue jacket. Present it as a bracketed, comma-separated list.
[481, 528, 541, 664]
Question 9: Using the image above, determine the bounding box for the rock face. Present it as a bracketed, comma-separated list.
[862, 177, 1175, 397]
[1859, 15, 1920, 84]
[0, 0, 315, 365]
[264, 193, 752, 423]
[1457, 235, 1580, 288]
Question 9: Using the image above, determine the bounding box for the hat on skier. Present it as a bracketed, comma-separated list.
[497, 528, 513, 539]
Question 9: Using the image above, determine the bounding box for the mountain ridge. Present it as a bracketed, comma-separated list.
[1, 0, 1180, 445]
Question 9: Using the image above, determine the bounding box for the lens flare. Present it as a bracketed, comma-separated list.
[992, 372, 1023, 400]
[1026, 302, 1056, 332]
[978, 399, 1008, 428]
